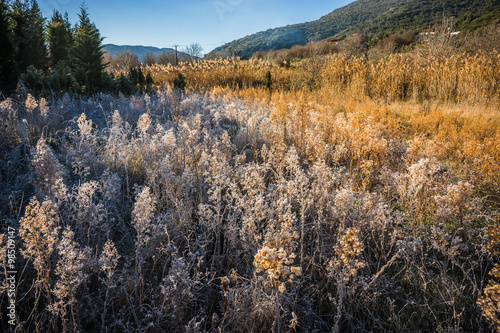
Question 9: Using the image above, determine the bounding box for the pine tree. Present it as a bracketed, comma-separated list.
[173, 73, 186, 92]
[265, 71, 272, 91]
[26, 0, 47, 69]
[71, 3, 106, 92]
[9, 0, 47, 74]
[9, 0, 30, 75]
[47, 10, 72, 67]
[0, 0, 15, 91]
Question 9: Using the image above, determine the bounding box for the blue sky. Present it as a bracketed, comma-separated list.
[36, 0, 353, 53]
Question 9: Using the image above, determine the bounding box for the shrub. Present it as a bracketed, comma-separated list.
[173, 73, 187, 92]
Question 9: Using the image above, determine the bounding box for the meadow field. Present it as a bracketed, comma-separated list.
[1, 46, 500, 332]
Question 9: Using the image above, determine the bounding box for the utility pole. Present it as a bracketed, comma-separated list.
[173, 44, 180, 66]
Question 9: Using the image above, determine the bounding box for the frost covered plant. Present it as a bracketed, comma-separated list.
[434, 181, 476, 224]
[403, 157, 440, 198]
[30, 138, 68, 205]
[77, 113, 93, 138]
[72, 180, 105, 246]
[161, 257, 195, 325]
[104, 110, 129, 169]
[49, 226, 91, 332]
[132, 186, 156, 248]
[430, 224, 466, 263]
[328, 228, 366, 333]
[25, 93, 38, 113]
[478, 225, 500, 330]
[237, 163, 269, 253]
[283, 147, 313, 261]
[100, 170, 122, 231]
[334, 188, 357, 226]
[100, 169, 122, 203]
[254, 244, 300, 333]
[328, 228, 366, 284]
[478, 264, 500, 331]
[132, 186, 156, 288]
[197, 135, 236, 263]
[70, 113, 97, 180]
[99, 240, 120, 331]
[0, 234, 8, 295]
[99, 240, 119, 285]
[40, 97, 49, 119]
[137, 112, 152, 135]
[19, 198, 61, 292]
[254, 197, 301, 333]
[254, 247, 301, 291]
[395, 236, 423, 261]
[255, 196, 301, 288]
[18, 118, 30, 144]
[396, 157, 440, 221]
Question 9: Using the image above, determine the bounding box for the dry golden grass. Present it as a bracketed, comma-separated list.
[138, 52, 500, 195]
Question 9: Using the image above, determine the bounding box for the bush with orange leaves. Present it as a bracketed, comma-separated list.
[328, 228, 367, 333]
[479, 222, 500, 330]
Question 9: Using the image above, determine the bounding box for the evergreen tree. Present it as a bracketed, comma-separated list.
[173, 73, 186, 92]
[265, 71, 272, 91]
[0, 0, 15, 91]
[71, 3, 106, 92]
[9, 0, 47, 75]
[9, 0, 30, 75]
[26, 0, 47, 69]
[47, 10, 72, 67]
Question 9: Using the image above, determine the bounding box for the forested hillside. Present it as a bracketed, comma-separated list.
[208, 0, 500, 58]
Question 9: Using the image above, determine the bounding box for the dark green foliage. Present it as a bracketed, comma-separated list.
[9, 0, 31, 74]
[146, 73, 153, 86]
[47, 10, 72, 67]
[265, 71, 271, 91]
[71, 4, 106, 93]
[20, 65, 46, 92]
[0, 0, 15, 91]
[21, 63, 80, 95]
[124, 67, 149, 93]
[8, 0, 48, 73]
[456, 8, 500, 31]
[21, 63, 147, 96]
[128, 67, 146, 87]
[2, 0, 149, 96]
[340, 0, 500, 37]
[46, 64, 79, 93]
[115, 74, 136, 95]
[25, 0, 47, 69]
[173, 73, 186, 92]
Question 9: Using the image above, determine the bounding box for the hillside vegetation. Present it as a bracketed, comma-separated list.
[208, 0, 500, 58]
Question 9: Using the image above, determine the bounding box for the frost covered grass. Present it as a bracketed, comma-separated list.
[0, 53, 499, 332]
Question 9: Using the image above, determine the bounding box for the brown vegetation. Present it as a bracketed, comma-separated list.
[1, 31, 500, 332]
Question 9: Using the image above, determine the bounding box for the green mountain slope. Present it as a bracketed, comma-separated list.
[341, 0, 500, 36]
[207, 0, 500, 59]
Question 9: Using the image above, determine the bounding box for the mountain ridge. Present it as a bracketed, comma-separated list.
[103, 44, 188, 61]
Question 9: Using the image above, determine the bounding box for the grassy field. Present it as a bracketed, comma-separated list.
[1, 45, 500, 332]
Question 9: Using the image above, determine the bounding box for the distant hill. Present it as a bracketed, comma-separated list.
[103, 44, 190, 61]
[207, 0, 500, 58]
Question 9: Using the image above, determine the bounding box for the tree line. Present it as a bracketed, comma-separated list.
[0, 0, 150, 95]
